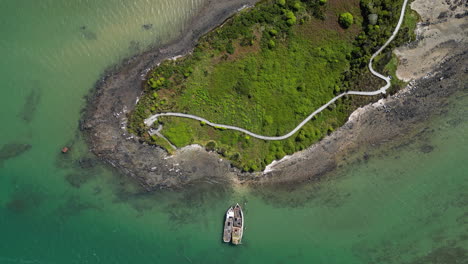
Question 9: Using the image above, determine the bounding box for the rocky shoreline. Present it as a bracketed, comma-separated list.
[81, 0, 467, 190]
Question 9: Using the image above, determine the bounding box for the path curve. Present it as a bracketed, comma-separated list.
[145, 0, 409, 141]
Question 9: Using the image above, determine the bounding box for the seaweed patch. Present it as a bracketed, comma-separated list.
[65, 172, 94, 188]
[5, 185, 45, 214]
[0, 143, 32, 166]
[55, 195, 102, 221]
[18, 88, 41, 123]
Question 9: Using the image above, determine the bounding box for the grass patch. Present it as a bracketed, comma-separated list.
[150, 135, 176, 155]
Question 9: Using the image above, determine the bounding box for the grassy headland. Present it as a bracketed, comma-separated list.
[128, 0, 416, 172]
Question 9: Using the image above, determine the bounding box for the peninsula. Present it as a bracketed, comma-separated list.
[81, 0, 466, 189]
[128, 0, 416, 171]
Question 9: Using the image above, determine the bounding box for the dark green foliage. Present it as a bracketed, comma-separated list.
[268, 39, 276, 49]
[205, 140, 217, 151]
[226, 41, 235, 54]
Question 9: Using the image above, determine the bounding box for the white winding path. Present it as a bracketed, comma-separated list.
[145, 0, 409, 141]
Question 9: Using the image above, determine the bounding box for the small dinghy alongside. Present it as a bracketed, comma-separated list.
[223, 206, 234, 243]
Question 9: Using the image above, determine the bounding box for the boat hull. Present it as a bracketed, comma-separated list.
[223, 207, 234, 243]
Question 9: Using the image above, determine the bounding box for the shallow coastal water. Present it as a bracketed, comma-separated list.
[0, 0, 467, 263]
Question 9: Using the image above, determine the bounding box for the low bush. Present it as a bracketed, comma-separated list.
[339, 12, 354, 28]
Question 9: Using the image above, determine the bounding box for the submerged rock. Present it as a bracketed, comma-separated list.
[80, 26, 97, 40]
[420, 144, 434, 153]
[142, 24, 153, 30]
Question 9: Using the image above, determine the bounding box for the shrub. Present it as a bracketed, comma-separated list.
[339, 12, 354, 28]
[292, 2, 302, 11]
[226, 41, 235, 54]
[249, 164, 259, 172]
[148, 77, 166, 90]
[268, 39, 276, 49]
[231, 152, 240, 161]
[264, 115, 274, 125]
[205, 140, 217, 151]
[277, 0, 286, 6]
[284, 10, 297, 26]
[217, 148, 228, 157]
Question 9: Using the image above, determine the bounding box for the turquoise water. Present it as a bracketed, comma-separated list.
[0, 1, 467, 263]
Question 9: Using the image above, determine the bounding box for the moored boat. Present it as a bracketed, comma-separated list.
[231, 204, 244, 245]
[223, 206, 234, 243]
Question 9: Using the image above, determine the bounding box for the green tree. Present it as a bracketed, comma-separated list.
[339, 12, 354, 28]
[284, 10, 297, 26]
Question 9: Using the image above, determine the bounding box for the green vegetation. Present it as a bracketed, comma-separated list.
[149, 135, 176, 155]
[161, 121, 193, 147]
[339, 12, 354, 28]
[128, 0, 417, 172]
[371, 0, 420, 94]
